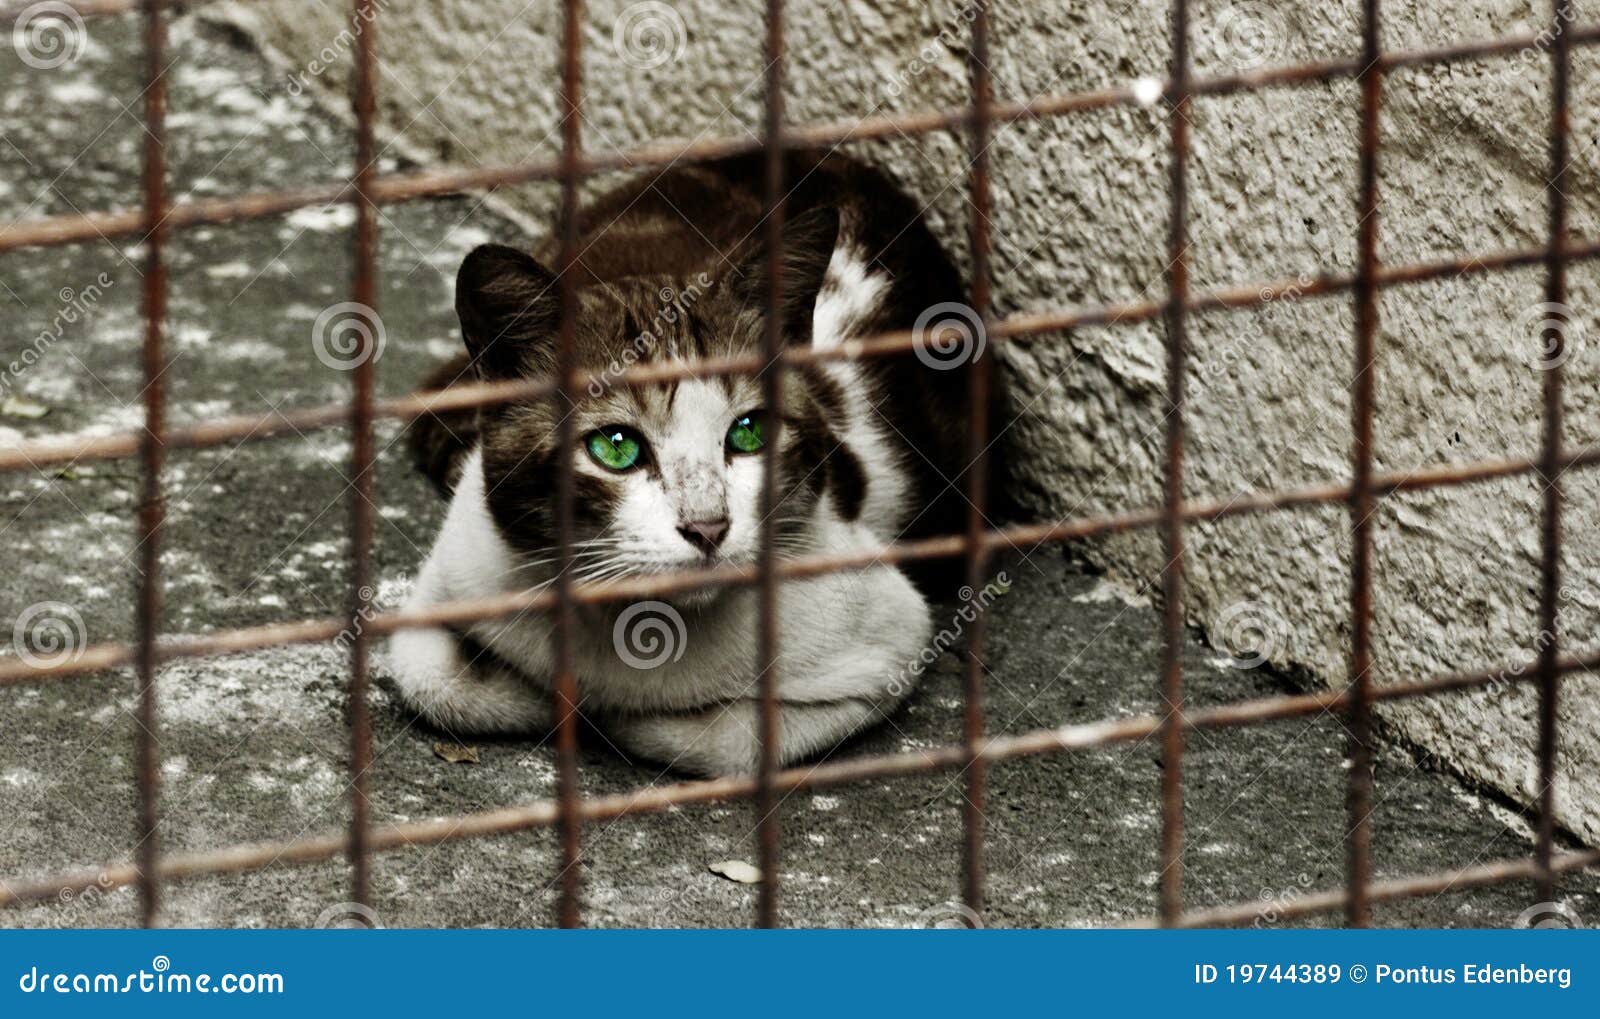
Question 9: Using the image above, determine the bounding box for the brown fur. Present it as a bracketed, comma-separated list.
[405, 150, 1003, 587]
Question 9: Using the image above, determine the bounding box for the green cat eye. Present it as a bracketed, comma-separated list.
[726, 412, 766, 455]
[586, 426, 646, 471]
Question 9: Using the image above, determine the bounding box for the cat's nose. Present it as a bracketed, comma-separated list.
[676, 517, 730, 555]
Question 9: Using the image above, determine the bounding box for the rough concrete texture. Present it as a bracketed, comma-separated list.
[0, 11, 1594, 928]
[205, 0, 1600, 845]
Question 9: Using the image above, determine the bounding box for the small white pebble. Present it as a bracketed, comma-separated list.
[708, 860, 762, 884]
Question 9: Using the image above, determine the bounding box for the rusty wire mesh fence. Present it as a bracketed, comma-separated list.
[1, 0, 1598, 928]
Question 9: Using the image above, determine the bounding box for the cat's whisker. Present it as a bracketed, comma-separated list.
[576, 556, 636, 582]
[497, 539, 630, 579]
[395, 150, 961, 781]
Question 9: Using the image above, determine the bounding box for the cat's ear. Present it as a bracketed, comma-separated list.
[455, 244, 560, 379]
[725, 206, 840, 346]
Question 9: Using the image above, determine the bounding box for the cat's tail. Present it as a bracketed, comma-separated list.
[406, 353, 479, 496]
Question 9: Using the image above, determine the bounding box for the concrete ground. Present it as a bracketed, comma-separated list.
[1, 14, 1594, 928]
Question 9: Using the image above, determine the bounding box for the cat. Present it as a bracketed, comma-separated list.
[388, 150, 997, 776]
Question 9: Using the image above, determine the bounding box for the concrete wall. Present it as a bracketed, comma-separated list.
[212, 0, 1600, 845]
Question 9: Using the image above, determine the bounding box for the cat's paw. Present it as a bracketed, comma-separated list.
[386, 626, 550, 736]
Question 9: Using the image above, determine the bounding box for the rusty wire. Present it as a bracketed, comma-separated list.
[4, 235, 1600, 477]
[1533, 0, 1573, 910]
[345, 0, 379, 916]
[1344, 0, 1383, 930]
[2, 650, 1596, 920]
[10, 25, 1600, 257]
[961, 0, 996, 923]
[0, 1, 1596, 929]
[754, 0, 787, 929]
[132, 0, 169, 931]
[4, 440, 1597, 692]
[1156, 0, 1193, 928]
[548, 0, 587, 930]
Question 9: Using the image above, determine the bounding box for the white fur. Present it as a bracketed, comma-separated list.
[387, 246, 934, 776]
[388, 451, 931, 775]
[600, 378, 768, 576]
[814, 240, 888, 353]
[813, 241, 913, 535]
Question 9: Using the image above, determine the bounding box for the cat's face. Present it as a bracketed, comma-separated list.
[458, 209, 855, 596]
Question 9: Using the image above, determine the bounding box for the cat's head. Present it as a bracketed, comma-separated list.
[455, 207, 861, 597]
